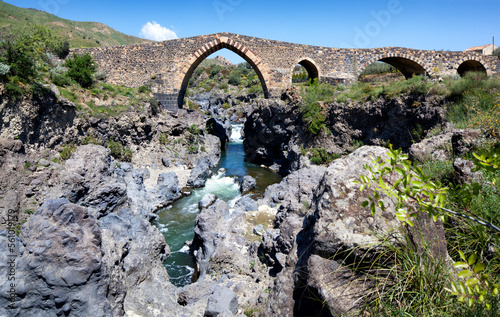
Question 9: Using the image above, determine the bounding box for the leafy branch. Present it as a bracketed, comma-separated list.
[356, 146, 500, 309]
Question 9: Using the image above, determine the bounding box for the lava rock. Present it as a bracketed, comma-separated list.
[204, 286, 238, 317]
[187, 156, 213, 188]
[0, 199, 112, 317]
[240, 175, 257, 194]
[199, 193, 218, 210]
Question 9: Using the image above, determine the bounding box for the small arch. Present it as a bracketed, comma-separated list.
[360, 55, 429, 80]
[457, 60, 487, 77]
[291, 58, 320, 84]
[177, 38, 269, 108]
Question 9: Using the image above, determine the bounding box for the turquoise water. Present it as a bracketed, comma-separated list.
[155, 124, 282, 287]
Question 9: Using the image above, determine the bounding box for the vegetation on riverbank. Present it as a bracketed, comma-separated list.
[2, 17, 500, 317]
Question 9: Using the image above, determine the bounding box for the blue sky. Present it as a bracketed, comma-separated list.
[5, 0, 500, 63]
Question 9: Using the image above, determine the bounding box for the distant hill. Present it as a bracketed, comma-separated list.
[0, 0, 151, 48]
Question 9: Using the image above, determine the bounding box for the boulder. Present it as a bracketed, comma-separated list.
[204, 286, 238, 317]
[0, 199, 112, 317]
[187, 156, 213, 188]
[207, 117, 232, 150]
[260, 165, 326, 216]
[156, 172, 182, 206]
[100, 208, 178, 316]
[240, 175, 257, 194]
[50, 145, 127, 218]
[453, 158, 483, 184]
[178, 279, 217, 306]
[162, 157, 170, 167]
[233, 196, 258, 212]
[199, 193, 218, 210]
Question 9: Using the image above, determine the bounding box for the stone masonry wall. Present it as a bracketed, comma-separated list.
[72, 32, 500, 111]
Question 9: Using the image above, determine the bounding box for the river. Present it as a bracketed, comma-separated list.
[154, 124, 282, 287]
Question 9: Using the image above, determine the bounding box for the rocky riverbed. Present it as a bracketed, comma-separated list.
[0, 84, 479, 316]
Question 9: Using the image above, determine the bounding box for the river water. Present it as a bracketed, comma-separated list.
[155, 124, 282, 287]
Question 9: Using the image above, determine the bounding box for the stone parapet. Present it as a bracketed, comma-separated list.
[71, 32, 500, 111]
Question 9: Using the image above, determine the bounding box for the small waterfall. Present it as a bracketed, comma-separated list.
[155, 123, 282, 287]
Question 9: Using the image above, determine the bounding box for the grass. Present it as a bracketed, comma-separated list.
[356, 162, 500, 316]
[446, 75, 500, 140]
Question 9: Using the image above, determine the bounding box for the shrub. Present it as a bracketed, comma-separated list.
[188, 124, 202, 135]
[149, 97, 161, 115]
[51, 73, 71, 87]
[59, 144, 76, 160]
[64, 53, 96, 88]
[209, 65, 222, 78]
[107, 139, 132, 162]
[309, 148, 339, 165]
[94, 71, 107, 81]
[81, 135, 101, 145]
[301, 83, 336, 134]
[138, 85, 150, 93]
[4, 79, 25, 100]
[248, 84, 262, 94]
[228, 72, 241, 86]
[4, 40, 37, 82]
[53, 40, 70, 59]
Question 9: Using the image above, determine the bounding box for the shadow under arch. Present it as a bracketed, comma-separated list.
[177, 39, 269, 108]
[457, 60, 487, 77]
[360, 55, 429, 79]
[292, 57, 320, 83]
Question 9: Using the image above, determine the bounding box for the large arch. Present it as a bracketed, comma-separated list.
[291, 57, 321, 84]
[456, 59, 487, 77]
[360, 54, 430, 79]
[176, 37, 270, 108]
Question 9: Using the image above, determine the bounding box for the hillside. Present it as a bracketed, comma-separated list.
[0, 0, 150, 48]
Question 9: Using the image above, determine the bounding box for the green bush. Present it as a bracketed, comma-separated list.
[53, 40, 70, 59]
[60, 144, 76, 160]
[51, 73, 71, 87]
[228, 72, 241, 86]
[64, 53, 96, 88]
[357, 147, 500, 315]
[209, 65, 222, 78]
[149, 97, 161, 115]
[309, 148, 339, 165]
[3, 40, 37, 82]
[107, 139, 132, 162]
[81, 135, 101, 146]
[4, 79, 25, 100]
[138, 85, 150, 93]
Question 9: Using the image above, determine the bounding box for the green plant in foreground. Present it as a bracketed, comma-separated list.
[356, 146, 500, 311]
[447, 251, 499, 309]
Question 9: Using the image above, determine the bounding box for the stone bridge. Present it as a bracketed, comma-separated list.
[73, 32, 500, 112]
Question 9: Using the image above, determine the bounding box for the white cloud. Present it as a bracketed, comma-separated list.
[140, 21, 178, 41]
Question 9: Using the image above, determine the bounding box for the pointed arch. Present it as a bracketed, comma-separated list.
[176, 36, 270, 108]
[360, 54, 430, 79]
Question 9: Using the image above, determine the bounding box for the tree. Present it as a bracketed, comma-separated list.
[64, 53, 96, 88]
